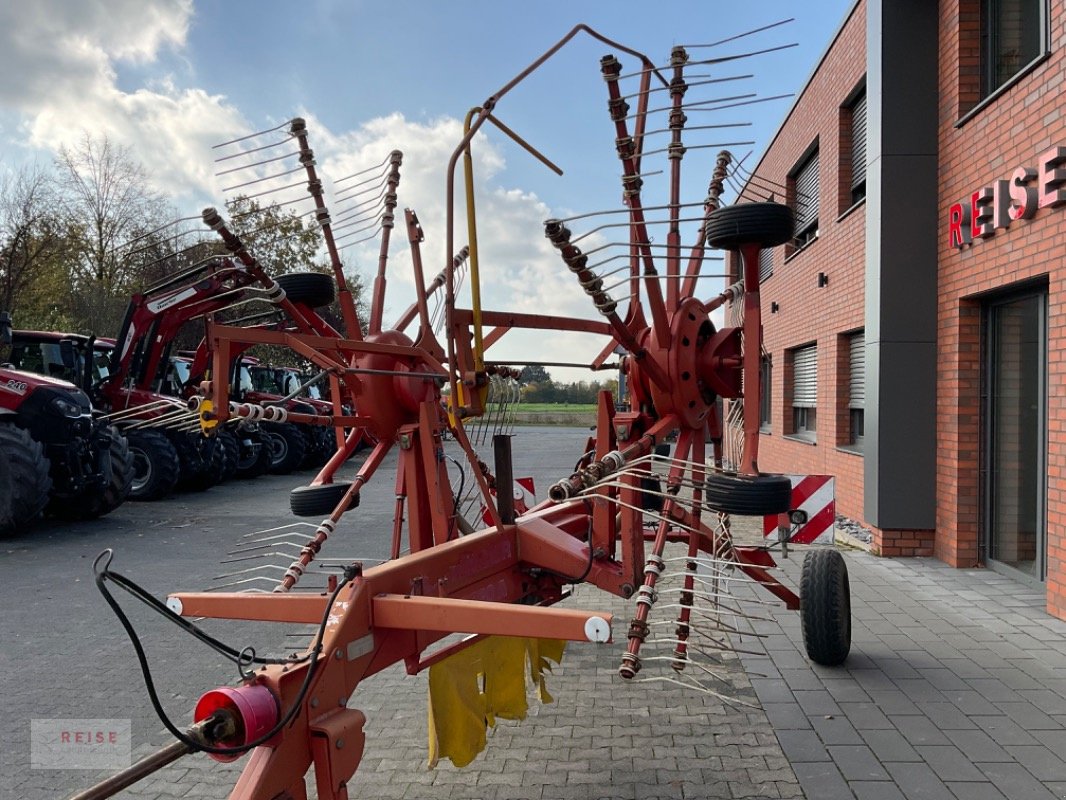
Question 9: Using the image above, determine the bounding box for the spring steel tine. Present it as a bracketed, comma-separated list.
[334, 224, 383, 246]
[229, 537, 315, 555]
[232, 194, 309, 219]
[220, 547, 308, 565]
[333, 152, 393, 184]
[569, 214, 721, 246]
[333, 161, 393, 191]
[241, 522, 319, 539]
[684, 93, 794, 114]
[117, 215, 203, 253]
[334, 172, 391, 202]
[683, 17, 794, 49]
[100, 400, 178, 420]
[233, 179, 307, 204]
[213, 119, 295, 149]
[214, 136, 293, 164]
[234, 532, 316, 549]
[622, 92, 757, 122]
[641, 121, 753, 138]
[215, 149, 302, 178]
[223, 165, 307, 193]
[551, 197, 726, 226]
[639, 140, 756, 160]
[619, 73, 753, 101]
[613, 41, 794, 81]
[333, 188, 390, 220]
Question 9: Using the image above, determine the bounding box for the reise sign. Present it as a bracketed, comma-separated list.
[948, 146, 1066, 249]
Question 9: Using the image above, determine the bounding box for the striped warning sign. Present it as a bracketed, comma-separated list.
[763, 474, 835, 545]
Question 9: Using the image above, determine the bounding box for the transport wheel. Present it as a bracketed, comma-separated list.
[640, 443, 671, 512]
[275, 272, 336, 308]
[50, 426, 134, 520]
[800, 548, 852, 666]
[704, 472, 792, 515]
[235, 430, 272, 479]
[290, 482, 359, 517]
[0, 423, 52, 535]
[263, 421, 307, 475]
[125, 429, 180, 501]
[706, 201, 794, 250]
[217, 428, 240, 480]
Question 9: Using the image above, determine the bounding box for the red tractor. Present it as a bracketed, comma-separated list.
[0, 314, 133, 533]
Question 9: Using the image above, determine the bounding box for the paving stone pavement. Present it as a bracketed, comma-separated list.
[738, 549, 1066, 800]
[4, 423, 1066, 799]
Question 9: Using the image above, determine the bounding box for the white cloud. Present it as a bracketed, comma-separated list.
[0, 0, 246, 203]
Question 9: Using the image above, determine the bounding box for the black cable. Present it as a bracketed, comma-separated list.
[447, 455, 466, 510]
[94, 550, 353, 756]
[100, 560, 304, 667]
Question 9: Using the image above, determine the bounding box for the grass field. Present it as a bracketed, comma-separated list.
[518, 403, 597, 413]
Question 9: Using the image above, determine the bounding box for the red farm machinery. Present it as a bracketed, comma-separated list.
[72, 22, 851, 800]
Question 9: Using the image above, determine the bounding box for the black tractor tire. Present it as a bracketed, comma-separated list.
[126, 429, 180, 501]
[263, 421, 307, 475]
[290, 482, 359, 517]
[49, 426, 134, 520]
[706, 201, 794, 251]
[704, 472, 792, 516]
[275, 272, 336, 308]
[217, 428, 240, 480]
[800, 548, 852, 666]
[170, 432, 222, 492]
[235, 430, 272, 479]
[0, 424, 52, 535]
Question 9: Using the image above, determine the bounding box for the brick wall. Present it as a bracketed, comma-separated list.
[739, 1, 870, 532]
[939, 1, 1066, 613]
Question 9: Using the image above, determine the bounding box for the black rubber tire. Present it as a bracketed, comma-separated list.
[298, 425, 329, 468]
[800, 548, 852, 666]
[704, 472, 792, 516]
[125, 429, 180, 501]
[290, 482, 359, 517]
[217, 428, 240, 480]
[640, 442, 671, 512]
[170, 432, 222, 492]
[263, 421, 307, 475]
[235, 430, 272, 479]
[49, 426, 134, 520]
[0, 424, 52, 535]
[275, 272, 336, 308]
[706, 201, 794, 251]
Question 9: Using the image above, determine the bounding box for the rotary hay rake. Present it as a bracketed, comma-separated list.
[72, 21, 852, 800]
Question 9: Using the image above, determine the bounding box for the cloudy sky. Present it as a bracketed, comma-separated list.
[0, 0, 854, 379]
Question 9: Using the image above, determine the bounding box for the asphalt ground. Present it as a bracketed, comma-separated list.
[0, 426, 800, 800]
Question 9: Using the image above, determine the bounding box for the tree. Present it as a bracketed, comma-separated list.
[225, 196, 324, 275]
[0, 164, 68, 319]
[519, 364, 552, 385]
[56, 134, 171, 295]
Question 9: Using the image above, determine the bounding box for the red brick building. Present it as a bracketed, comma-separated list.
[738, 0, 1062, 609]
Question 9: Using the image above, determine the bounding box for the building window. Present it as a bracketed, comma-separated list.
[848, 89, 867, 205]
[848, 331, 865, 449]
[789, 147, 819, 249]
[789, 343, 817, 441]
[982, 0, 1046, 98]
[758, 247, 774, 284]
[760, 355, 772, 431]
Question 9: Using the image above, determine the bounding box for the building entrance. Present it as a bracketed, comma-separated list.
[984, 288, 1047, 582]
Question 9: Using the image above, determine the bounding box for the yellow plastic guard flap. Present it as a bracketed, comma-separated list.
[427, 636, 566, 769]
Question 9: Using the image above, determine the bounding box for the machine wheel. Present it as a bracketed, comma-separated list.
[275, 272, 336, 308]
[0, 424, 52, 535]
[217, 428, 240, 480]
[299, 425, 329, 468]
[290, 482, 359, 517]
[800, 549, 852, 666]
[171, 433, 222, 492]
[263, 422, 307, 475]
[126, 429, 180, 501]
[235, 430, 272, 479]
[49, 426, 134, 520]
[704, 472, 792, 515]
[640, 443, 671, 512]
[706, 201, 794, 251]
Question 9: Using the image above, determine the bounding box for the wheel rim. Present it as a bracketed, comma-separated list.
[130, 447, 153, 494]
[266, 432, 288, 466]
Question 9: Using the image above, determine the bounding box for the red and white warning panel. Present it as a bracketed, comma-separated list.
[763, 475, 835, 545]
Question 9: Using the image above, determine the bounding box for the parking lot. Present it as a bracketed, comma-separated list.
[0, 426, 801, 800]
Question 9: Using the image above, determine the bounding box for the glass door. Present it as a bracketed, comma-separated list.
[984, 289, 1047, 581]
